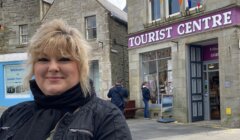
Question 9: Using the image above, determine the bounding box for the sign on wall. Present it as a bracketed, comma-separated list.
[4, 64, 30, 98]
[202, 44, 218, 61]
[128, 7, 240, 48]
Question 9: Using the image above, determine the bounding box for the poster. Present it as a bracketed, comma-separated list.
[161, 94, 173, 117]
[4, 64, 30, 98]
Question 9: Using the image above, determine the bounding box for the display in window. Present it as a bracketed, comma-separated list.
[142, 48, 172, 104]
[4, 64, 30, 98]
[144, 74, 158, 103]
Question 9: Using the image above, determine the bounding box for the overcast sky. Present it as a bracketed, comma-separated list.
[107, 0, 126, 10]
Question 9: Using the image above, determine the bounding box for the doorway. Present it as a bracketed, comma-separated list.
[189, 41, 219, 122]
[203, 62, 220, 120]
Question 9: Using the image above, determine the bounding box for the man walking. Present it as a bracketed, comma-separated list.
[107, 79, 128, 114]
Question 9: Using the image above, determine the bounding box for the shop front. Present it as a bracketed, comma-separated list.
[128, 6, 240, 127]
[0, 53, 32, 107]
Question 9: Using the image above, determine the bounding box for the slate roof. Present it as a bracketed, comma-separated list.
[42, 0, 127, 23]
[97, 0, 127, 23]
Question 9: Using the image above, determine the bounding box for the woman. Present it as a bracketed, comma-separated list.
[141, 81, 151, 119]
[0, 19, 132, 140]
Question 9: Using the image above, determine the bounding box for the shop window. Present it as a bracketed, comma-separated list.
[149, 0, 161, 21]
[141, 48, 172, 104]
[19, 24, 28, 44]
[90, 60, 100, 96]
[4, 64, 30, 98]
[85, 15, 97, 40]
[142, 51, 157, 61]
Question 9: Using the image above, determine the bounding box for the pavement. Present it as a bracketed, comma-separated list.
[127, 118, 240, 140]
[1, 107, 239, 140]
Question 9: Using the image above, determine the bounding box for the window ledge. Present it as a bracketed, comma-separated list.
[144, 7, 204, 29]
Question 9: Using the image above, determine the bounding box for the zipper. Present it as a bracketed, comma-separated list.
[0, 127, 10, 130]
[0, 126, 13, 140]
[50, 112, 70, 139]
[69, 128, 93, 137]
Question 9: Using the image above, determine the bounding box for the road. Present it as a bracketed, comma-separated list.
[127, 118, 240, 140]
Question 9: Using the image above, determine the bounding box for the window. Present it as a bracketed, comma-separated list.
[168, 0, 180, 15]
[150, 0, 161, 21]
[4, 64, 30, 99]
[186, 0, 202, 9]
[19, 24, 28, 44]
[90, 60, 100, 96]
[85, 15, 96, 40]
[142, 48, 172, 104]
[148, 0, 163, 22]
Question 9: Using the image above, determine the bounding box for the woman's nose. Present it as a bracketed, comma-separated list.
[48, 60, 59, 72]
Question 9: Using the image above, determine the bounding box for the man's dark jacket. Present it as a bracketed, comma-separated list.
[107, 85, 128, 111]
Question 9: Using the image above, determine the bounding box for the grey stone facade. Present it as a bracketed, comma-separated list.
[127, 0, 240, 127]
[0, 0, 43, 53]
[42, 0, 128, 98]
[0, 0, 128, 101]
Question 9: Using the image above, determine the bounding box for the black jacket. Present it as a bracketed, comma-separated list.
[107, 85, 128, 109]
[0, 97, 132, 140]
[141, 87, 150, 101]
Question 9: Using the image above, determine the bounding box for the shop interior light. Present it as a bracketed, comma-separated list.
[208, 64, 214, 69]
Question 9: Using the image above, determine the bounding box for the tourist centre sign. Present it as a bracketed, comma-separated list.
[128, 7, 240, 48]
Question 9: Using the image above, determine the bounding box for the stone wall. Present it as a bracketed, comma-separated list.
[127, 0, 146, 34]
[0, 0, 41, 53]
[108, 17, 129, 89]
[218, 28, 240, 127]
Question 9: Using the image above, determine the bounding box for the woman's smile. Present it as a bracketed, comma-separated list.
[34, 54, 80, 96]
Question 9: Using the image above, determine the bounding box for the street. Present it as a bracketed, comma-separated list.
[127, 118, 240, 140]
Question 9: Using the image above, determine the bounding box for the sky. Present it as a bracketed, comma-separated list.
[107, 0, 126, 10]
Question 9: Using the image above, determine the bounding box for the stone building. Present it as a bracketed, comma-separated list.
[127, 0, 240, 127]
[0, 0, 128, 106]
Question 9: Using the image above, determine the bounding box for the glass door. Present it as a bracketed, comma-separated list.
[209, 71, 220, 120]
[189, 45, 204, 122]
[203, 62, 220, 120]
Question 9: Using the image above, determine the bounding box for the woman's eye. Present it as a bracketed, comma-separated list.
[37, 58, 49, 62]
[59, 57, 71, 61]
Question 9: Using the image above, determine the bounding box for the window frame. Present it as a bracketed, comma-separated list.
[19, 24, 28, 45]
[166, 0, 181, 17]
[148, 0, 161, 22]
[85, 15, 97, 40]
[185, 0, 203, 11]
[141, 48, 172, 104]
[148, 0, 204, 23]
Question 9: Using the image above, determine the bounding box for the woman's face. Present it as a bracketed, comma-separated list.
[34, 53, 80, 96]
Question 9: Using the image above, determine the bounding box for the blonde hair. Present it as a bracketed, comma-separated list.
[24, 19, 92, 96]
